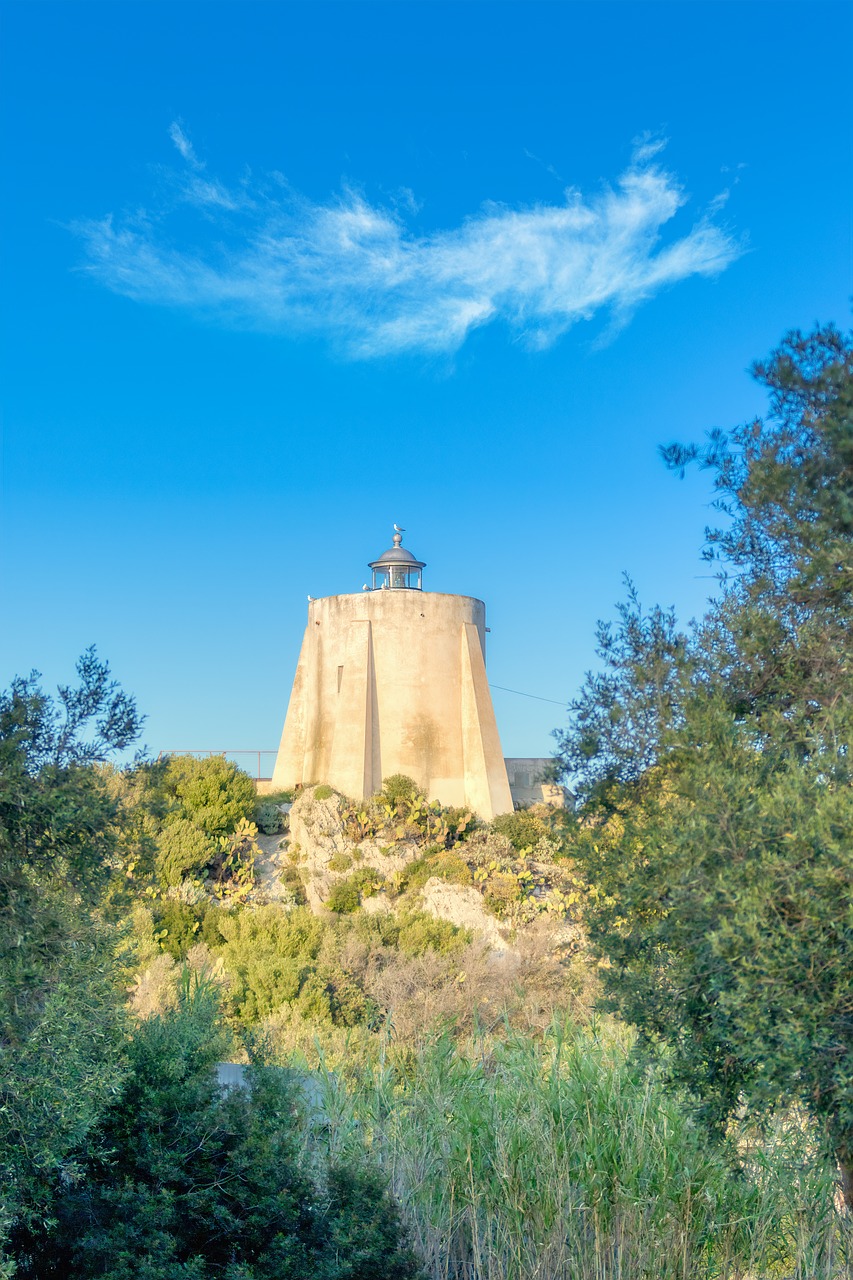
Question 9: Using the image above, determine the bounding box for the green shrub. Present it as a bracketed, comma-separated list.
[23, 984, 422, 1279]
[482, 872, 525, 917]
[216, 906, 324, 1022]
[163, 754, 256, 837]
[352, 866, 386, 898]
[442, 805, 480, 843]
[326, 879, 361, 914]
[313, 784, 334, 801]
[295, 972, 334, 1022]
[398, 849, 472, 893]
[328, 851, 353, 873]
[490, 809, 548, 852]
[155, 818, 217, 887]
[381, 774, 419, 806]
[199, 904, 227, 948]
[319, 965, 381, 1028]
[395, 910, 469, 956]
[210, 818, 259, 897]
[153, 899, 205, 959]
[255, 801, 284, 835]
[397, 856, 432, 893]
[279, 864, 307, 905]
[427, 850, 473, 886]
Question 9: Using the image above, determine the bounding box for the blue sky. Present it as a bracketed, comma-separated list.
[1, 0, 850, 768]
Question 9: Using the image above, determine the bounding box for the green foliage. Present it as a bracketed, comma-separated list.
[0, 651, 142, 1257]
[326, 877, 361, 914]
[397, 848, 472, 892]
[0, 909, 128, 1255]
[98, 758, 171, 895]
[490, 808, 549, 851]
[440, 805, 479, 843]
[328, 850, 354, 872]
[211, 816, 259, 899]
[557, 324, 853, 1201]
[149, 758, 258, 889]
[553, 581, 688, 804]
[162, 753, 257, 836]
[217, 905, 325, 1023]
[15, 982, 422, 1280]
[394, 910, 469, 957]
[313, 783, 334, 801]
[329, 1022, 851, 1279]
[381, 773, 419, 805]
[255, 800, 285, 834]
[154, 815, 217, 886]
[152, 897, 200, 956]
[335, 783, 478, 854]
[352, 865, 385, 896]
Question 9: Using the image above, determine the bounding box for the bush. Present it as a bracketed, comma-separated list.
[21, 984, 423, 1279]
[490, 809, 548, 852]
[199, 905, 227, 948]
[326, 878, 361, 914]
[153, 899, 205, 959]
[395, 911, 469, 956]
[313, 784, 334, 801]
[163, 755, 256, 837]
[155, 818, 217, 887]
[381, 774, 419, 806]
[216, 906, 325, 1023]
[482, 872, 525, 917]
[255, 801, 285, 835]
[352, 866, 386, 898]
[427, 850, 473, 886]
[397, 849, 472, 894]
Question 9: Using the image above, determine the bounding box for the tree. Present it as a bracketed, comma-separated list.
[16, 980, 422, 1280]
[556, 324, 853, 1204]
[0, 650, 144, 1257]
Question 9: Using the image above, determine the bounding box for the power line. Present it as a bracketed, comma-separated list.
[489, 683, 566, 706]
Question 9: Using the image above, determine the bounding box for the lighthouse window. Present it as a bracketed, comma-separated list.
[337, 666, 344, 693]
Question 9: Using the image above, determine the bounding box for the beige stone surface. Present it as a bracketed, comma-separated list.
[418, 879, 514, 952]
[271, 591, 513, 819]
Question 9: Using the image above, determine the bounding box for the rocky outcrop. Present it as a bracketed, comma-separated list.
[286, 787, 421, 913]
[279, 786, 576, 959]
[418, 880, 514, 952]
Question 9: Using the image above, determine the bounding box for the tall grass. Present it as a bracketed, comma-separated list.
[306, 1020, 852, 1280]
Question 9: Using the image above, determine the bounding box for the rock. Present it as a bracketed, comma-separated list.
[418, 879, 514, 953]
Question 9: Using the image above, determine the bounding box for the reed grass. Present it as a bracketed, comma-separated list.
[304, 1019, 852, 1279]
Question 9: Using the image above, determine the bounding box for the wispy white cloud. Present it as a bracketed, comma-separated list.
[169, 120, 199, 168]
[631, 131, 669, 166]
[71, 127, 745, 358]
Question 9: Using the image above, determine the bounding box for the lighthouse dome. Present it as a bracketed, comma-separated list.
[368, 527, 425, 589]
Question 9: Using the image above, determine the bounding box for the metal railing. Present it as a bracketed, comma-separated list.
[156, 750, 278, 781]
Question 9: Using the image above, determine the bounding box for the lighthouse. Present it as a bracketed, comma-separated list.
[271, 527, 514, 819]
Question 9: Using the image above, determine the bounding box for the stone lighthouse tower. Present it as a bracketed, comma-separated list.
[270, 528, 514, 819]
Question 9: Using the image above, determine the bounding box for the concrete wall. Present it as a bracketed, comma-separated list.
[271, 591, 513, 819]
[504, 757, 573, 809]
